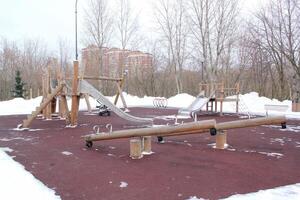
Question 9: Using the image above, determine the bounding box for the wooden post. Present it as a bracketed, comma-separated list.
[220, 82, 224, 116]
[51, 97, 57, 114]
[61, 95, 71, 124]
[83, 94, 92, 113]
[143, 136, 152, 154]
[59, 96, 65, 118]
[45, 68, 52, 120]
[292, 102, 300, 112]
[236, 83, 240, 113]
[130, 138, 143, 159]
[114, 78, 125, 105]
[41, 75, 46, 117]
[115, 81, 128, 109]
[214, 99, 218, 112]
[57, 64, 64, 118]
[216, 130, 227, 149]
[29, 88, 33, 99]
[71, 61, 80, 126]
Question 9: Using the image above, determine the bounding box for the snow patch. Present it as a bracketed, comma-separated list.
[0, 147, 13, 152]
[0, 149, 61, 200]
[155, 115, 191, 120]
[270, 138, 285, 145]
[207, 143, 229, 149]
[0, 137, 32, 142]
[142, 151, 155, 155]
[119, 181, 128, 188]
[61, 151, 73, 156]
[222, 183, 300, 200]
[13, 126, 29, 131]
[258, 152, 283, 159]
[186, 196, 207, 200]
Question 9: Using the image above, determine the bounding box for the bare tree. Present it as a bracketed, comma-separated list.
[0, 38, 50, 100]
[116, 0, 139, 50]
[84, 0, 113, 49]
[188, 0, 239, 83]
[84, 0, 113, 71]
[115, 0, 139, 77]
[248, 0, 300, 99]
[57, 38, 72, 78]
[154, 0, 189, 94]
[84, 0, 114, 92]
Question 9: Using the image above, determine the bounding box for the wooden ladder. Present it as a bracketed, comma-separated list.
[22, 84, 65, 128]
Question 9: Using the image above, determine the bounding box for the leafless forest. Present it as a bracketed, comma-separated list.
[0, 0, 299, 101]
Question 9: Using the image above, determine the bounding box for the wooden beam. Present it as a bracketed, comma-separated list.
[22, 84, 65, 128]
[216, 116, 286, 130]
[84, 120, 216, 142]
[159, 116, 286, 138]
[83, 76, 122, 82]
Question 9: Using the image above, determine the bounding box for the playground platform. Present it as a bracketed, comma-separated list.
[0, 107, 300, 200]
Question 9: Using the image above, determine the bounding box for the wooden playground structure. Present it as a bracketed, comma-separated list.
[199, 82, 240, 115]
[19, 61, 288, 160]
[21, 61, 130, 128]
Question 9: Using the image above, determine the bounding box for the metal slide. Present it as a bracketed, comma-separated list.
[80, 80, 153, 124]
[178, 91, 215, 116]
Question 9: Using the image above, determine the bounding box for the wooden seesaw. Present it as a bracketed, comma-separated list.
[83, 116, 286, 159]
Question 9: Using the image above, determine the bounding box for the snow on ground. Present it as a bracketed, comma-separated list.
[186, 183, 300, 200]
[222, 92, 297, 118]
[1, 91, 299, 119]
[0, 148, 61, 200]
[222, 183, 300, 200]
[61, 151, 73, 156]
[0, 97, 42, 116]
[119, 181, 128, 188]
[0, 92, 300, 199]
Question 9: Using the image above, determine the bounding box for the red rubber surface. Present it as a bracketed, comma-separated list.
[0, 108, 299, 200]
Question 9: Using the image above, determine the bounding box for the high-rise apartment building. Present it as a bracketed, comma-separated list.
[82, 45, 153, 77]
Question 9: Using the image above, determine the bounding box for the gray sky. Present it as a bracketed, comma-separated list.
[0, 0, 263, 55]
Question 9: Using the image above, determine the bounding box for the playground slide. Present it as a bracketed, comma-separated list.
[178, 91, 215, 116]
[80, 80, 153, 124]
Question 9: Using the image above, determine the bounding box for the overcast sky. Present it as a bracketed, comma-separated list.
[0, 0, 264, 56]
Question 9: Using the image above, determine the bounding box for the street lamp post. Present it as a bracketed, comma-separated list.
[201, 61, 204, 81]
[75, 0, 79, 60]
